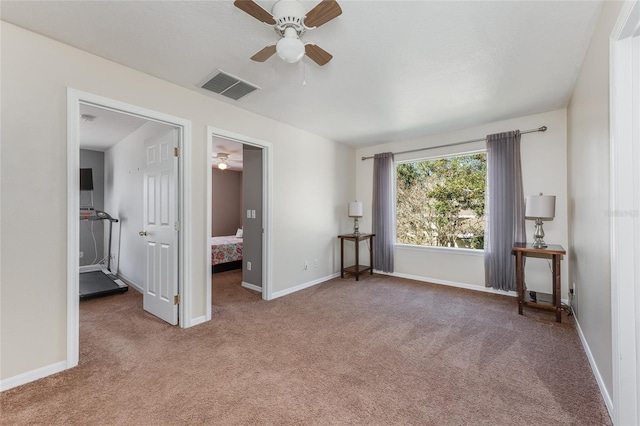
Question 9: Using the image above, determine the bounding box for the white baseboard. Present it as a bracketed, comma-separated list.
[377, 270, 571, 306]
[0, 360, 68, 392]
[574, 316, 613, 418]
[271, 272, 340, 299]
[241, 282, 262, 293]
[377, 270, 518, 298]
[115, 272, 142, 293]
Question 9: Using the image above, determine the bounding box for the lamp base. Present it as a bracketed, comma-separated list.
[353, 217, 360, 236]
[532, 218, 547, 248]
[532, 239, 547, 249]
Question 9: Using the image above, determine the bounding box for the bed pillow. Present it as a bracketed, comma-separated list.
[235, 228, 243, 238]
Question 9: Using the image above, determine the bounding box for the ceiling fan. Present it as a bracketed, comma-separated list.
[234, 0, 342, 66]
[213, 146, 243, 170]
[214, 153, 230, 170]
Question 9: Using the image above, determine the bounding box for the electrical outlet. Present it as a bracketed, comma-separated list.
[314, 259, 318, 268]
[79, 251, 84, 259]
[247, 261, 252, 271]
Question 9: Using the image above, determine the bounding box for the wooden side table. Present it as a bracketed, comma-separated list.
[512, 242, 566, 322]
[338, 233, 375, 281]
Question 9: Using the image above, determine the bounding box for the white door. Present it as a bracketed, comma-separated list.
[141, 128, 179, 325]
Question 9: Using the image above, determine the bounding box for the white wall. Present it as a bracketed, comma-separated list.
[0, 22, 354, 381]
[104, 122, 175, 289]
[567, 0, 624, 405]
[355, 109, 569, 296]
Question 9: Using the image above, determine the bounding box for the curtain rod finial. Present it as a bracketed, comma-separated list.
[539, 126, 548, 132]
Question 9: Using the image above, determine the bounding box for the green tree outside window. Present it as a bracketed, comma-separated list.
[396, 152, 486, 249]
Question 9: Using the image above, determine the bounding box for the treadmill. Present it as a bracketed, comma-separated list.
[79, 208, 128, 300]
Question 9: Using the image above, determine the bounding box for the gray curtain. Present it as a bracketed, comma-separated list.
[373, 152, 395, 273]
[484, 131, 525, 291]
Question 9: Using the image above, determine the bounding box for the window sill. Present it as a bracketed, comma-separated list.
[394, 244, 484, 257]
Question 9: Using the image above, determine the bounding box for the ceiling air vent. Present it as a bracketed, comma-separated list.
[201, 70, 259, 101]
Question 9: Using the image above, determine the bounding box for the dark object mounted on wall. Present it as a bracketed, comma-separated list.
[80, 168, 94, 191]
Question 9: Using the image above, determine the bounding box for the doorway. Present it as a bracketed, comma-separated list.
[67, 89, 193, 368]
[206, 126, 273, 320]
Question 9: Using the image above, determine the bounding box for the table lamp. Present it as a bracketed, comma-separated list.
[525, 193, 556, 249]
[348, 201, 363, 235]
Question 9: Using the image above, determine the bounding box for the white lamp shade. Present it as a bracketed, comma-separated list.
[348, 201, 363, 218]
[525, 194, 556, 219]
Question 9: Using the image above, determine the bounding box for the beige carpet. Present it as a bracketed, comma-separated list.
[1, 271, 611, 425]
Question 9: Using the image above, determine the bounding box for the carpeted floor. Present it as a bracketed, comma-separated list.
[1, 271, 611, 425]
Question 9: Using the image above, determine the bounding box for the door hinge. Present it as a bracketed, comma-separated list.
[174, 147, 180, 157]
[174, 221, 181, 231]
[174, 295, 180, 305]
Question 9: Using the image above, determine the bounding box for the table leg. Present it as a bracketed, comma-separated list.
[355, 237, 360, 281]
[340, 238, 344, 278]
[553, 254, 562, 323]
[370, 235, 374, 275]
[516, 251, 524, 315]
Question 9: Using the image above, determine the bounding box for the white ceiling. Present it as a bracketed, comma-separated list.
[79, 104, 245, 170]
[213, 136, 244, 171]
[79, 104, 148, 151]
[2, 0, 603, 147]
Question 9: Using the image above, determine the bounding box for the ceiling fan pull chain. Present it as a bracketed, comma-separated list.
[302, 60, 307, 86]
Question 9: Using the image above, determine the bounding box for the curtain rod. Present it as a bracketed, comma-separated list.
[360, 126, 547, 161]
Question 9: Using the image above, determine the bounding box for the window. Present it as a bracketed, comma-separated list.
[396, 152, 486, 249]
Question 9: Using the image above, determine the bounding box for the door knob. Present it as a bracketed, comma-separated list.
[139, 231, 148, 236]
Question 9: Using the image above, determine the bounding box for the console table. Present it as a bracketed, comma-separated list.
[512, 243, 566, 322]
[338, 233, 375, 281]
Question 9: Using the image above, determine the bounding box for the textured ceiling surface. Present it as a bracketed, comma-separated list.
[79, 104, 148, 152]
[2, 1, 603, 147]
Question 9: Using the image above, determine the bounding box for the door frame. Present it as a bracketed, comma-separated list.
[67, 89, 193, 368]
[610, 1, 640, 424]
[206, 126, 273, 318]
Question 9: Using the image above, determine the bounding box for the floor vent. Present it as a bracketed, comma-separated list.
[201, 70, 259, 101]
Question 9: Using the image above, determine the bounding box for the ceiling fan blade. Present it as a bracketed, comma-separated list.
[251, 45, 277, 62]
[234, 0, 276, 25]
[304, 0, 342, 28]
[305, 44, 333, 66]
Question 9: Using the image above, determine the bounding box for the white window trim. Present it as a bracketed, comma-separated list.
[395, 243, 484, 257]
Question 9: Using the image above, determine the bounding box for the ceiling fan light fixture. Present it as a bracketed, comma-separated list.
[216, 153, 229, 170]
[276, 27, 305, 63]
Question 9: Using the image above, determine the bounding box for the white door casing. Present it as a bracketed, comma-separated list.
[142, 128, 179, 325]
[205, 126, 273, 323]
[610, 1, 640, 424]
[67, 89, 193, 379]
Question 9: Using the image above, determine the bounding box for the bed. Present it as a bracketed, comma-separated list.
[211, 235, 243, 273]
